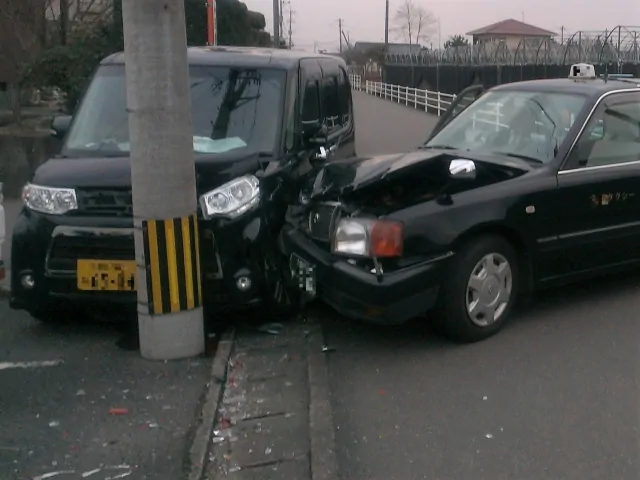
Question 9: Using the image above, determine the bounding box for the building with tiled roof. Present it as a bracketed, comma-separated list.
[466, 18, 556, 50]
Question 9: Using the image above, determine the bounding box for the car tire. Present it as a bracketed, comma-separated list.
[433, 234, 519, 343]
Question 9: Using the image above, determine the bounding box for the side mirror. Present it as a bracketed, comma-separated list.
[50, 115, 72, 140]
[449, 159, 476, 180]
[302, 120, 328, 146]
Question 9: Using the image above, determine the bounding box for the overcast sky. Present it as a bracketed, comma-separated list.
[241, 0, 639, 51]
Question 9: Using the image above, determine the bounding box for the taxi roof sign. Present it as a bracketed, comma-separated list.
[569, 63, 596, 79]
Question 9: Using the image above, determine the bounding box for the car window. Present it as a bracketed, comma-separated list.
[320, 76, 341, 130]
[63, 65, 286, 156]
[302, 81, 320, 124]
[337, 68, 351, 126]
[569, 95, 640, 169]
[426, 90, 588, 164]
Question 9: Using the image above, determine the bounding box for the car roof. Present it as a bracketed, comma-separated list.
[101, 45, 347, 70]
[492, 77, 640, 97]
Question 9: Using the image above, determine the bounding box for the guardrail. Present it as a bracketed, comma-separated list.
[347, 74, 508, 129]
[348, 74, 455, 116]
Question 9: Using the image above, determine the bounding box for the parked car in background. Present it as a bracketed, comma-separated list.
[9, 46, 356, 323]
[282, 64, 640, 343]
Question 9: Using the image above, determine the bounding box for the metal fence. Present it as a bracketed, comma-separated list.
[385, 26, 640, 66]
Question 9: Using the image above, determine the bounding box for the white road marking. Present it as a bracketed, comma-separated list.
[33, 471, 75, 480]
[0, 360, 63, 371]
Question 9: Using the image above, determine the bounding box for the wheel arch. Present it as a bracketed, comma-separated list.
[451, 222, 534, 294]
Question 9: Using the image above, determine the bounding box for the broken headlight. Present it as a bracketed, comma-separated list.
[199, 175, 260, 219]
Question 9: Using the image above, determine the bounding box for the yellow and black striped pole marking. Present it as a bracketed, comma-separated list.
[142, 214, 202, 315]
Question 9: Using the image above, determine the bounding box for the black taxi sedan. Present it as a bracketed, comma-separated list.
[281, 64, 640, 343]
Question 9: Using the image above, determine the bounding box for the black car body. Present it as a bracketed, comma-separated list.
[9, 46, 356, 321]
[281, 66, 640, 343]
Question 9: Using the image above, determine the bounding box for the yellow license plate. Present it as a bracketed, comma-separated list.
[77, 260, 137, 291]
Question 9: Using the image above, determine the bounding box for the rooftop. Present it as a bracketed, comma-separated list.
[466, 19, 556, 37]
[493, 77, 640, 96]
[102, 46, 344, 69]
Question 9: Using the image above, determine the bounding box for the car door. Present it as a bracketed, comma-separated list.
[545, 90, 640, 278]
[426, 84, 485, 142]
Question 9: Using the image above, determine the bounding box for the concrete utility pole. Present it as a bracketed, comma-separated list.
[272, 0, 280, 47]
[121, 0, 205, 360]
[339, 18, 343, 53]
[384, 0, 389, 46]
[288, 7, 293, 48]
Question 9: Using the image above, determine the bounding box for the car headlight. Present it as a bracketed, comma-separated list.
[199, 175, 260, 219]
[22, 183, 78, 215]
[332, 218, 404, 258]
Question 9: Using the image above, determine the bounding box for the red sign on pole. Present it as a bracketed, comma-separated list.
[206, 1, 216, 45]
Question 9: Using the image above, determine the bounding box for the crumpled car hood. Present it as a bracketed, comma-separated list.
[306, 148, 533, 199]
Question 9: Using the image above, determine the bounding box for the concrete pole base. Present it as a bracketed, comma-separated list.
[138, 308, 205, 360]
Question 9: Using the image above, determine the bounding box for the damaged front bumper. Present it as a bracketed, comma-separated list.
[280, 224, 452, 325]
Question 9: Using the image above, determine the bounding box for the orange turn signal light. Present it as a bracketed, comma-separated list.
[370, 220, 403, 257]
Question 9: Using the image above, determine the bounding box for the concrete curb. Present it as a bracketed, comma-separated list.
[307, 322, 339, 480]
[186, 327, 236, 480]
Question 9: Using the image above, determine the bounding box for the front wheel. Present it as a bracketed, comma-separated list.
[433, 235, 519, 343]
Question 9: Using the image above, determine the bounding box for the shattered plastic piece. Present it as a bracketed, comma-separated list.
[258, 322, 283, 335]
[321, 345, 336, 352]
[148, 423, 159, 428]
[76, 389, 86, 396]
[483, 396, 488, 400]
[265, 447, 272, 454]
[33, 471, 75, 479]
[49, 421, 60, 427]
[212, 436, 225, 444]
[485, 433, 493, 439]
[108, 408, 129, 415]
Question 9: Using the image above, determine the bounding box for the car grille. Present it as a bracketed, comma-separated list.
[47, 234, 135, 271]
[75, 189, 133, 216]
[307, 202, 341, 242]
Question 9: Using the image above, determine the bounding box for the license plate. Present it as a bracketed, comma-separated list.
[290, 254, 316, 295]
[77, 260, 137, 291]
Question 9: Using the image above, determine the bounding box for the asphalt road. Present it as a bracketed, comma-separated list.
[0, 303, 212, 479]
[322, 92, 640, 480]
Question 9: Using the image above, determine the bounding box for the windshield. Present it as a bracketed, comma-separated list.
[426, 90, 588, 163]
[64, 64, 286, 156]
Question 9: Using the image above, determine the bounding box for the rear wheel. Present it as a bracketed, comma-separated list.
[433, 234, 519, 343]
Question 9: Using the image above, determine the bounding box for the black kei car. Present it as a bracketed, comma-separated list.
[9, 46, 356, 323]
[281, 64, 640, 343]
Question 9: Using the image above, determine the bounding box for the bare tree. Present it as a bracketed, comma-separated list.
[392, 0, 436, 45]
[45, 0, 114, 44]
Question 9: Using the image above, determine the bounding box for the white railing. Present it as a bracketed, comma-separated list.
[348, 74, 455, 116]
[348, 74, 507, 129]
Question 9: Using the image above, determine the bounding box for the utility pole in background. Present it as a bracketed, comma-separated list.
[206, 0, 217, 45]
[278, 0, 285, 46]
[339, 18, 343, 53]
[272, 0, 280, 47]
[121, 0, 205, 360]
[287, 5, 293, 48]
[384, 0, 389, 82]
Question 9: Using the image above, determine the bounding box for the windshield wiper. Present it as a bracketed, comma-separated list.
[419, 144, 458, 150]
[493, 151, 543, 163]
